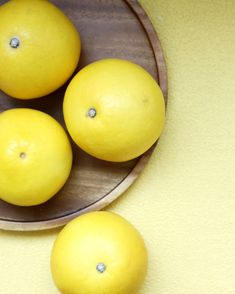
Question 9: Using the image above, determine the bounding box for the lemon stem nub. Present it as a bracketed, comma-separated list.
[87, 108, 96, 118]
[96, 262, 106, 273]
[9, 37, 20, 48]
[19, 152, 26, 159]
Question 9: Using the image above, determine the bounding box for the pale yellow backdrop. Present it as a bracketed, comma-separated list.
[1, 0, 235, 293]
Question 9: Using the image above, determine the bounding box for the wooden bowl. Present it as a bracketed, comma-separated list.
[0, 0, 167, 231]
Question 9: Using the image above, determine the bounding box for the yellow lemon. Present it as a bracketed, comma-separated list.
[0, 108, 72, 206]
[63, 58, 165, 162]
[51, 211, 148, 294]
[0, 0, 81, 99]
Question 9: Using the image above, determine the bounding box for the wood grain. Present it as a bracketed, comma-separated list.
[0, 0, 167, 231]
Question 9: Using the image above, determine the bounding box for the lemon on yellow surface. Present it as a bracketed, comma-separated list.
[63, 58, 165, 162]
[0, 0, 81, 99]
[0, 108, 72, 206]
[51, 211, 148, 294]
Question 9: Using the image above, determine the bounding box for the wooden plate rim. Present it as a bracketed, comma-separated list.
[0, 0, 167, 231]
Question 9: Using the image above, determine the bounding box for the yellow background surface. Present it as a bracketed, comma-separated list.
[1, 0, 235, 293]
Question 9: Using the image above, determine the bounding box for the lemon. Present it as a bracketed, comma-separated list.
[0, 0, 81, 99]
[0, 108, 72, 206]
[63, 58, 165, 162]
[51, 211, 148, 294]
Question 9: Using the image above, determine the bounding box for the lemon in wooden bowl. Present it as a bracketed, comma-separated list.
[63, 58, 165, 162]
[0, 0, 81, 99]
[0, 108, 72, 206]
